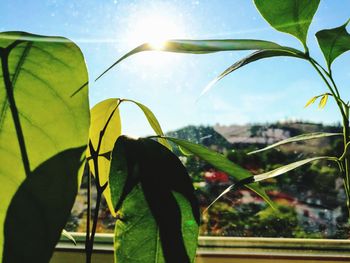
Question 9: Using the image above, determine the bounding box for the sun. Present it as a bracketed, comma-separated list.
[125, 13, 186, 50]
[119, 5, 189, 69]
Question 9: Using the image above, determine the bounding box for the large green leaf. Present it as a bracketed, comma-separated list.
[163, 137, 274, 208]
[121, 99, 171, 150]
[316, 19, 350, 69]
[109, 136, 199, 263]
[248, 132, 341, 155]
[254, 0, 320, 49]
[201, 48, 306, 96]
[96, 39, 289, 80]
[88, 98, 121, 217]
[0, 32, 90, 261]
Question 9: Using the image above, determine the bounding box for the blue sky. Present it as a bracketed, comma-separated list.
[1, 0, 350, 136]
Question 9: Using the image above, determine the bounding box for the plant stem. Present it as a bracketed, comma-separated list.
[308, 59, 346, 119]
[329, 72, 350, 219]
[85, 166, 91, 255]
[342, 113, 350, 207]
[86, 189, 102, 263]
[309, 58, 350, 218]
[85, 101, 121, 262]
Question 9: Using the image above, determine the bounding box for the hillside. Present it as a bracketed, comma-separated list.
[167, 121, 342, 155]
[166, 125, 232, 150]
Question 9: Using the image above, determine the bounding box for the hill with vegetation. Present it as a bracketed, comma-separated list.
[167, 121, 347, 238]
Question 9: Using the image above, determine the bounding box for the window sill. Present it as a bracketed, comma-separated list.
[53, 234, 350, 263]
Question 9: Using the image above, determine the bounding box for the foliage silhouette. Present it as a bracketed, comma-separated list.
[110, 136, 199, 263]
[3, 147, 85, 263]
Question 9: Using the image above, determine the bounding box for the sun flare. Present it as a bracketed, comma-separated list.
[126, 14, 185, 49]
[119, 5, 190, 69]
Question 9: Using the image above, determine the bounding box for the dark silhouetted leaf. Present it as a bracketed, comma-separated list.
[109, 136, 199, 263]
[3, 147, 86, 262]
[316, 19, 350, 69]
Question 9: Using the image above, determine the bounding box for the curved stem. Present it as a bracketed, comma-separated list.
[328, 72, 341, 97]
[311, 58, 341, 98]
[308, 59, 346, 119]
[328, 72, 348, 111]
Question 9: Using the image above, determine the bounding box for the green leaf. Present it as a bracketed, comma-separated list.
[121, 99, 171, 150]
[208, 156, 338, 211]
[178, 145, 193, 156]
[96, 39, 290, 80]
[318, 94, 328, 109]
[163, 137, 274, 208]
[254, 156, 337, 182]
[316, 19, 350, 69]
[88, 98, 121, 217]
[109, 136, 199, 263]
[0, 32, 90, 260]
[254, 0, 320, 49]
[61, 229, 77, 246]
[248, 132, 341, 155]
[200, 48, 306, 96]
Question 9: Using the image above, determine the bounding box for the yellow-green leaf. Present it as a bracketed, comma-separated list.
[121, 99, 171, 150]
[318, 94, 328, 109]
[0, 32, 89, 261]
[304, 96, 318, 108]
[88, 98, 121, 216]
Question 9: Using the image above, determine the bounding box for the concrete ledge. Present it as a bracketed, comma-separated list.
[52, 234, 350, 263]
